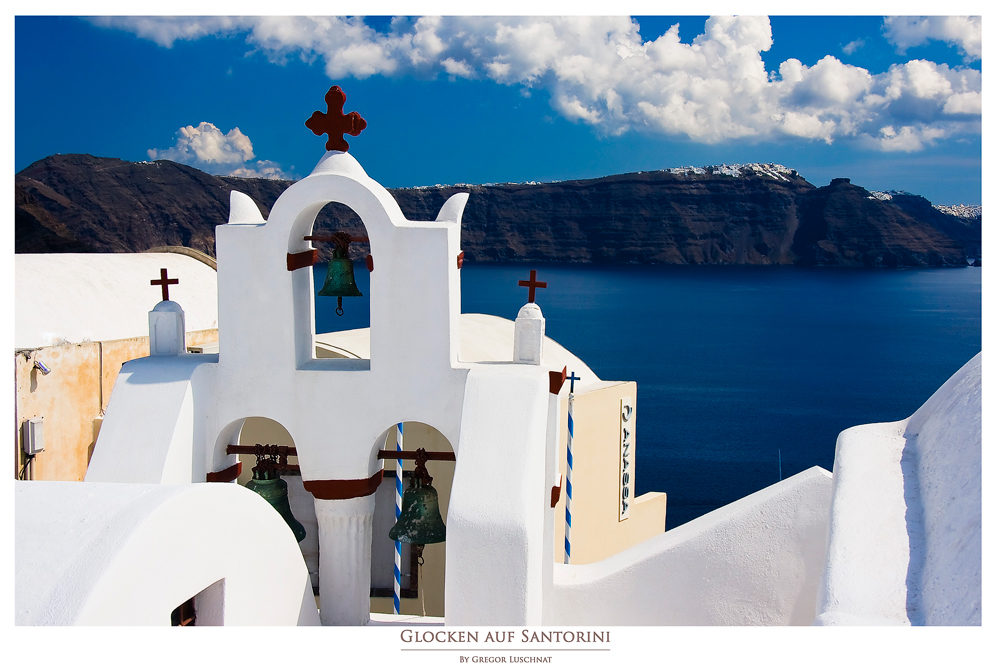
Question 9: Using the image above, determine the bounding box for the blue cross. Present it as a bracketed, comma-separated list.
[567, 371, 580, 393]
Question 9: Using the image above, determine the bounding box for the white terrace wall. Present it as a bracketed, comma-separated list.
[902, 353, 981, 625]
[544, 467, 833, 625]
[86, 355, 222, 483]
[815, 353, 981, 626]
[15, 481, 318, 625]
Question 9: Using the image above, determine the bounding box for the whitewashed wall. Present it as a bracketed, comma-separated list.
[446, 365, 553, 625]
[816, 353, 981, 625]
[86, 354, 224, 483]
[545, 467, 833, 625]
[15, 253, 218, 349]
[15, 481, 318, 625]
[903, 353, 981, 625]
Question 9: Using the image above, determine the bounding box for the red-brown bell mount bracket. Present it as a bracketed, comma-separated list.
[377, 450, 456, 462]
[206, 461, 242, 483]
[288, 234, 371, 272]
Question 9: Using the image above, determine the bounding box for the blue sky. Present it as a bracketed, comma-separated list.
[15, 13, 983, 204]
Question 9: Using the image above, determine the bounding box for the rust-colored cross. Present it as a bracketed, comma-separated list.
[518, 269, 547, 303]
[305, 85, 368, 152]
[151, 268, 179, 301]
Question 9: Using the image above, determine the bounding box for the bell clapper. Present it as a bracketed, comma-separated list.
[417, 543, 426, 617]
[336, 296, 344, 316]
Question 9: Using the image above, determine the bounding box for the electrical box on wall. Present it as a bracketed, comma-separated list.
[21, 417, 44, 455]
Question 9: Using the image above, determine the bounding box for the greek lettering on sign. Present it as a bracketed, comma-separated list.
[619, 398, 633, 521]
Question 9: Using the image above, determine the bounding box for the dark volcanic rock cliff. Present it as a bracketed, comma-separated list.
[392, 168, 812, 265]
[792, 178, 967, 267]
[874, 191, 981, 260]
[16, 154, 226, 257]
[15, 154, 976, 267]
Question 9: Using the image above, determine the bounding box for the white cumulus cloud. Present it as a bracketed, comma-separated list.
[441, 57, 472, 77]
[148, 122, 254, 164]
[88, 16, 251, 48]
[866, 124, 949, 152]
[873, 59, 982, 125]
[842, 39, 865, 55]
[227, 160, 292, 180]
[106, 15, 981, 153]
[883, 16, 982, 62]
[148, 122, 291, 179]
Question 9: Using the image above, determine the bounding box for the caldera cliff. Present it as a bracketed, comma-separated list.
[15, 154, 977, 267]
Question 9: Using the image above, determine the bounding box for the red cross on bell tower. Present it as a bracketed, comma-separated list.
[305, 85, 368, 152]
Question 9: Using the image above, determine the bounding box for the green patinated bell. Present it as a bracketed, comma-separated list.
[388, 476, 447, 545]
[246, 474, 308, 543]
[318, 253, 363, 299]
[316, 234, 362, 316]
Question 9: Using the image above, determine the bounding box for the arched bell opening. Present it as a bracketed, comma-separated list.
[369, 421, 455, 618]
[309, 202, 372, 360]
[222, 417, 320, 592]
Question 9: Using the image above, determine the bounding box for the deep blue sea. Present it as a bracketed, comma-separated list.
[316, 263, 982, 530]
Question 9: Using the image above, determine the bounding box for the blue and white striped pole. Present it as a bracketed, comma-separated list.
[563, 372, 580, 564]
[394, 422, 404, 614]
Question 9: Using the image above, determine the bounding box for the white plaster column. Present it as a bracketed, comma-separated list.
[314, 494, 377, 625]
[287, 478, 320, 591]
[514, 303, 545, 364]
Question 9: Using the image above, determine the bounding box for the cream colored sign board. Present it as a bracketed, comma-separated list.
[620, 397, 634, 521]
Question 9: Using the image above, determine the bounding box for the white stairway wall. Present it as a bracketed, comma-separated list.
[547, 467, 833, 625]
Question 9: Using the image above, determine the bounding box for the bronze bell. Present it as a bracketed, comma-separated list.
[246, 457, 307, 543]
[388, 450, 446, 545]
[318, 232, 362, 316]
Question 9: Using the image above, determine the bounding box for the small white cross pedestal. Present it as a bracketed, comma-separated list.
[148, 301, 186, 356]
[513, 302, 545, 365]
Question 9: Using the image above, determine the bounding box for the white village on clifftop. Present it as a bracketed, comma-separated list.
[14, 86, 981, 627]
